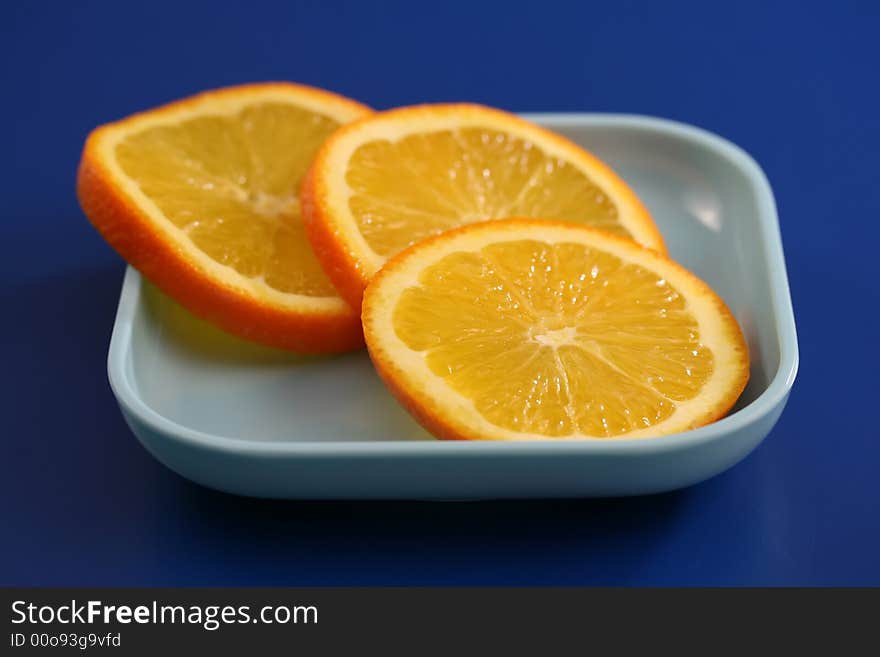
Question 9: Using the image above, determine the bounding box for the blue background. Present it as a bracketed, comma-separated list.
[3, 0, 878, 585]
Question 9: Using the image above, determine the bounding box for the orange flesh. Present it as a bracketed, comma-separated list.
[116, 102, 341, 296]
[347, 127, 627, 258]
[391, 239, 714, 437]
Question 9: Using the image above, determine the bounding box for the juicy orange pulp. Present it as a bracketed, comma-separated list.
[392, 238, 714, 437]
[115, 102, 341, 296]
[347, 127, 627, 258]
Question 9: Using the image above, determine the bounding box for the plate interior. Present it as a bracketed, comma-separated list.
[124, 117, 781, 444]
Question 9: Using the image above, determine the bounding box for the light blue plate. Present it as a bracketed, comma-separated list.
[107, 114, 798, 499]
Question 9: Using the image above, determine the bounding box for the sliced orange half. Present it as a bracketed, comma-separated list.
[363, 220, 748, 440]
[77, 82, 372, 352]
[303, 103, 664, 310]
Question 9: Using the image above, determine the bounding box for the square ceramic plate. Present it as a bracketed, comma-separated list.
[107, 114, 798, 499]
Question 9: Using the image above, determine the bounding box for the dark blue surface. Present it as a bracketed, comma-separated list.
[3, 0, 878, 586]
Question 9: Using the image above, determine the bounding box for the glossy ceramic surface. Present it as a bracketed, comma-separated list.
[107, 114, 798, 499]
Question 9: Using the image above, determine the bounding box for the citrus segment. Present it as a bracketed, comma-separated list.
[304, 104, 664, 310]
[77, 83, 372, 352]
[363, 220, 748, 440]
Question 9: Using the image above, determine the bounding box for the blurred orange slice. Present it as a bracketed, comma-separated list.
[77, 82, 371, 352]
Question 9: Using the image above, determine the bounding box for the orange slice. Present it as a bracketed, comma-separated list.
[303, 103, 664, 310]
[363, 220, 748, 440]
[77, 82, 372, 352]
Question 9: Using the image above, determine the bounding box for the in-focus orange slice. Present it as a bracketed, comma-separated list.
[363, 219, 748, 440]
[77, 82, 372, 352]
[303, 103, 664, 310]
